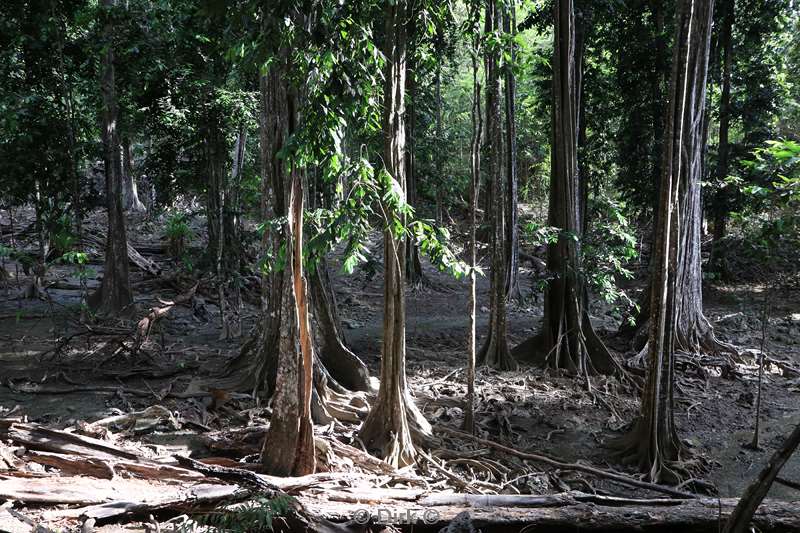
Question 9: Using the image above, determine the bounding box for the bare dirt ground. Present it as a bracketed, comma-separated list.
[1, 206, 799, 531]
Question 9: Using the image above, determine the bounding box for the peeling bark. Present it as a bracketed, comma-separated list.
[224, 56, 368, 426]
[261, 174, 315, 477]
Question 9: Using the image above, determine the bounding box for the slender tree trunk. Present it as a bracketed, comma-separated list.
[477, 0, 516, 371]
[52, 3, 82, 239]
[711, 0, 734, 272]
[615, 0, 715, 483]
[464, 0, 483, 434]
[651, 0, 667, 218]
[89, 0, 132, 317]
[225, 125, 246, 338]
[514, 0, 621, 377]
[121, 137, 145, 212]
[724, 422, 800, 533]
[203, 112, 234, 339]
[503, 1, 520, 300]
[405, 55, 424, 285]
[359, 0, 432, 467]
[435, 59, 445, 225]
[575, 4, 589, 235]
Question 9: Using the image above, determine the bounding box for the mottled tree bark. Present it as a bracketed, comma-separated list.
[89, 0, 132, 317]
[359, 0, 432, 467]
[513, 0, 621, 377]
[615, 0, 715, 483]
[477, 0, 517, 372]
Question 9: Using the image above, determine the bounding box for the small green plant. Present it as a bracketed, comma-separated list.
[60, 250, 95, 315]
[165, 212, 192, 259]
[49, 214, 77, 257]
[196, 495, 293, 532]
[522, 198, 639, 321]
[582, 195, 639, 322]
[741, 139, 800, 248]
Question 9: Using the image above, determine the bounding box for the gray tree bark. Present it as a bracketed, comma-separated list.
[223, 48, 369, 429]
[464, 0, 483, 434]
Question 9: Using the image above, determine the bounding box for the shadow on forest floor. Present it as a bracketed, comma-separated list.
[1, 206, 799, 531]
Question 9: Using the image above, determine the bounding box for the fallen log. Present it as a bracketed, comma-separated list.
[438, 426, 696, 499]
[81, 231, 161, 277]
[298, 494, 800, 532]
[174, 454, 284, 497]
[133, 283, 197, 350]
[0, 421, 200, 480]
[1, 421, 142, 462]
[26, 450, 202, 481]
[76, 483, 244, 522]
[5, 378, 248, 401]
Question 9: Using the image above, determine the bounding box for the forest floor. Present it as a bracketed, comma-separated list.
[0, 207, 799, 532]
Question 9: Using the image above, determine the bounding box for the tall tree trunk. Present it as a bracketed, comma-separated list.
[503, 1, 520, 300]
[711, 0, 734, 273]
[477, 0, 516, 372]
[121, 137, 145, 212]
[465, 0, 483, 434]
[575, 4, 589, 235]
[651, 0, 668, 220]
[89, 0, 132, 317]
[615, 0, 715, 483]
[359, 0, 432, 467]
[513, 0, 621, 377]
[224, 125, 246, 338]
[203, 112, 234, 339]
[405, 56, 424, 285]
[435, 59, 445, 225]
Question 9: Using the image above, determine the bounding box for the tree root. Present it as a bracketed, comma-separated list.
[477, 331, 517, 371]
[609, 417, 711, 488]
[439, 426, 697, 498]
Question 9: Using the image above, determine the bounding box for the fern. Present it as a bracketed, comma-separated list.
[195, 495, 293, 533]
